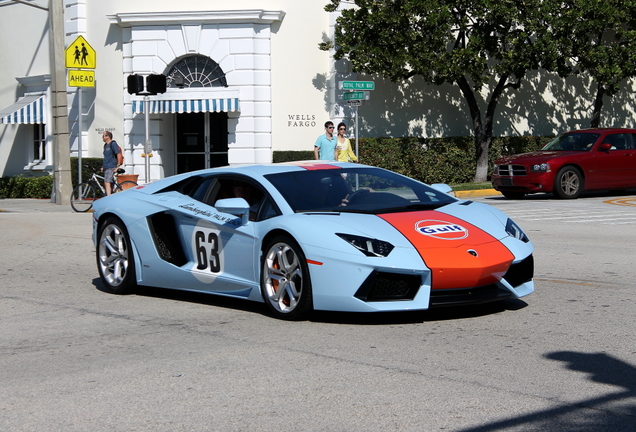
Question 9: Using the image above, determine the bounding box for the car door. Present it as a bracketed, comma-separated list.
[170, 175, 260, 294]
[588, 132, 636, 188]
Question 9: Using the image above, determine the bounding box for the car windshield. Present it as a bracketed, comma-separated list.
[264, 167, 457, 214]
[542, 132, 600, 152]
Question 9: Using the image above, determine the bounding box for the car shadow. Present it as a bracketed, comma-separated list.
[92, 278, 527, 324]
[309, 298, 528, 325]
[92, 278, 269, 316]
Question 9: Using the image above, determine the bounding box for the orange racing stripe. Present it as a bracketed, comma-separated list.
[379, 211, 514, 290]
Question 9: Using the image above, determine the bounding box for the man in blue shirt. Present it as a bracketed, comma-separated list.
[314, 121, 338, 161]
[102, 131, 123, 195]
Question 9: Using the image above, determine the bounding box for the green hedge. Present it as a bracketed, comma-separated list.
[273, 136, 551, 184]
[2, 137, 551, 198]
[71, 157, 103, 187]
[0, 175, 54, 199]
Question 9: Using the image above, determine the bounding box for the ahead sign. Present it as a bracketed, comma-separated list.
[68, 70, 95, 87]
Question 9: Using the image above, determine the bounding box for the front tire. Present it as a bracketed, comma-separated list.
[261, 235, 313, 320]
[70, 182, 96, 212]
[96, 217, 136, 294]
[554, 166, 583, 199]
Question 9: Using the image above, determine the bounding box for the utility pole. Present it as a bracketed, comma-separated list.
[48, 0, 72, 204]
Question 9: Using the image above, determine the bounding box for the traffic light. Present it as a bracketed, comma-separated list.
[146, 74, 167, 95]
[127, 74, 144, 95]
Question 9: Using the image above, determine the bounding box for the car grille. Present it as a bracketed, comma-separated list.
[497, 164, 527, 176]
[429, 284, 512, 307]
[355, 271, 422, 302]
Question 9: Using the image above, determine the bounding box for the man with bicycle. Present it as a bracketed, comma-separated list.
[102, 131, 123, 196]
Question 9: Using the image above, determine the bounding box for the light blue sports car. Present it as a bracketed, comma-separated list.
[93, 161, 534, 320]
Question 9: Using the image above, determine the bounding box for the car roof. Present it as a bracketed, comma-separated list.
[563, 128, 636, 134]
[137, 161, 359, 194]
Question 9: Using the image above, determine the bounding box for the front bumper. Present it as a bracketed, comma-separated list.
[492, 172, 554, 194]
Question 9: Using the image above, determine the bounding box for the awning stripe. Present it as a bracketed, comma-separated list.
[132, 98, 240, 114]
[0, 94, 47, 124]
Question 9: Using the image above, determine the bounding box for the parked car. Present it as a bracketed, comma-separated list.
[492, 128, 636, 199]
[92, 161, 534, 320]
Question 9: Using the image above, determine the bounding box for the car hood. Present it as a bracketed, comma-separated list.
[495, 151, 584, 164]
[300, 206, 515, 290]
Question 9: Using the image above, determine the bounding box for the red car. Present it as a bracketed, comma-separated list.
[492, 128, 636, 199]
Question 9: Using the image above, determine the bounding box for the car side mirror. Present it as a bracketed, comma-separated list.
[215, 197, 250, 225]
[599, 143, 613, 151]
[430, 183, 455, 196]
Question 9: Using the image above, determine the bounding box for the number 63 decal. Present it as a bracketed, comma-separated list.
[195, 230, 221, 273]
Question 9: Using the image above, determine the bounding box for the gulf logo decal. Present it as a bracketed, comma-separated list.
[415, 220, 468, 240]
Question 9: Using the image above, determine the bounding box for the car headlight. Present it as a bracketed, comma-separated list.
[530, 163, 551, 173]
[505, 219, 529, 243]
[336, 233, 394, 257]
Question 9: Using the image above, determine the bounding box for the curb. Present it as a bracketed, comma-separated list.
[454, 188, 501, 198]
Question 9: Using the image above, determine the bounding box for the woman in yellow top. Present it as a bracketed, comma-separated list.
[336, 122, 358, 162]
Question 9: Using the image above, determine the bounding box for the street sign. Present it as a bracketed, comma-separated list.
[347, 100, 362, 106]
[340, 81, 375, 90]
[342, 91, 370, 101]
[65, 36, 96, 69]
[68, 70, 95, 87]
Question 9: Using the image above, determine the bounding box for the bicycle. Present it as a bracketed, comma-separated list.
[70, 167, 138, 212]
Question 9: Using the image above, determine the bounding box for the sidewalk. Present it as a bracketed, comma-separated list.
[0, 198, 75, 213]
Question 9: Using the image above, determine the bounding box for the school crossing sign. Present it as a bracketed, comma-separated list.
[65, 36, 96, 87]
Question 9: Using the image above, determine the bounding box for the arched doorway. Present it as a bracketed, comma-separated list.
[168, 55, 230, 173]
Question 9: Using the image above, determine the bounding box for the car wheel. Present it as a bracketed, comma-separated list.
[554, 166, 583, 199]
[96, 217, 136, 294]
[501, 191, 525, 199]
[261, 235, 313, 320]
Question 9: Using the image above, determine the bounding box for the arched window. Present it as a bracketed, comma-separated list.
[166, 55, 228, 88]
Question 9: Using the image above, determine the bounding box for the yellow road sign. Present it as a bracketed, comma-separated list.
[65, 36, 96, 69]
[68, 70, 95, 87]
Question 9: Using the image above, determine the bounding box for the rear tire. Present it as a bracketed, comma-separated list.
[261, 235, 313, 320]
[553, 166, 583, 199]
[70, 182, 97, 212]
[114, 181, 138, 193]
[96, 217, 136, 294]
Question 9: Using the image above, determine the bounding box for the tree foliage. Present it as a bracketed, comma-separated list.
[322, 0, 636, 180]
[322, 0, 553, 181]
[546, 0, 636, 127]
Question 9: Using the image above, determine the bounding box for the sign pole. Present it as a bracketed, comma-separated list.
[144, 95, 151, 184]
[78, 87, 82, 184]
[355, 105, 359, 161]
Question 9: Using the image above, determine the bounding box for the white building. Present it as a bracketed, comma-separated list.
[1, 0, 634, 182]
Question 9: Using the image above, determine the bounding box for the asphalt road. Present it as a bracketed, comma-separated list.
[1, 195, 635, 431]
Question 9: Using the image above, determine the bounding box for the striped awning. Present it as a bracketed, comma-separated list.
[132, 98, 240, 114]
[0, 94, 47, 124]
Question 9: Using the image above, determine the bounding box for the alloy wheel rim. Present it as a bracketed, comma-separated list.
[263, 242, 303, 313]
[98, 224, 128, 286]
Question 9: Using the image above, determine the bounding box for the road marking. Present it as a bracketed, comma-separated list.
[604, 197, 636, 207]
[485, 199, 636, 224]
